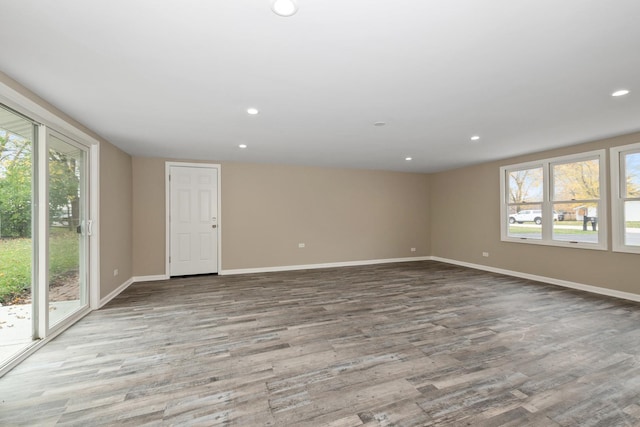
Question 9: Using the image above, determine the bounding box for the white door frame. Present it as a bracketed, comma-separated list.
[165, 162, 221, 277]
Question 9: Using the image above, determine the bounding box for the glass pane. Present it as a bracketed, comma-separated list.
[508, 167, 543, 203]
[553, 159, 599, 201]
[0, 106, 35, 361]
[625, 152, 640, 198]
[48, 134, 87, 327]
[624, 201, 640, 246]
[553, 202, 598, 244]
[507, 204, 542, 239]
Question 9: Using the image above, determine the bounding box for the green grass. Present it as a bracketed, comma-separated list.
[555, 220, 640, 228]
[0, 228, 78, 304]
[507, 226, 541, 235]
[508, 225, 598, 236]
[49, 229, 79, 281]
[0, 237, 32, 303]
[552, 228, 597, 235]
[557, 220, 583, 226]
[556, 220, 599, 227]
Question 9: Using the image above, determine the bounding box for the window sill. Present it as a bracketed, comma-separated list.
[501, 236, 608, 251]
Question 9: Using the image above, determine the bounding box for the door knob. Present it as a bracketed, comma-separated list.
[212, 225, 217, 228]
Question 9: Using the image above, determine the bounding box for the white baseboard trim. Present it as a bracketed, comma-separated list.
[431, 256, 640, 303]
[132, 274, 170, 282]
[219, 256, 432, 276]
[98, 275, 170, 309]
[99, 277, 134, 308]
[98, 257, 640, 307]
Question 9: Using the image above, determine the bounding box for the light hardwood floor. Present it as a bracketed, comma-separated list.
[1, 261, 640, 426]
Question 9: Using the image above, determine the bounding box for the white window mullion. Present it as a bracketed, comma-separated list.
[542, 161, 552, 241]
[597, 152, 607, 249]
[35, 124, 49, 339]
[611, 146, 624, 251]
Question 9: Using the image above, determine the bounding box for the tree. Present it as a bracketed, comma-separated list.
[0, 128, 81, 237]
[48, 151, 80, 230]
[508, 168, 542, 205]
[0, 129, 32, 238]
[553, 159, 600, 201]
[625, 152, 640, 198]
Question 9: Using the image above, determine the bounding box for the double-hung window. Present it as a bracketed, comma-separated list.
[611, 142, 640, 253]
[500, 150, 607, 250]
[504, 165, 544, 240]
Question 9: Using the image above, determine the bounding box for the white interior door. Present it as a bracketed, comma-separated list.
[169, 165, 218, 276]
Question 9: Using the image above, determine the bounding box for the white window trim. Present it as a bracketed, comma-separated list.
[611, 142, 640, 254]
[500, 149, 607, 250]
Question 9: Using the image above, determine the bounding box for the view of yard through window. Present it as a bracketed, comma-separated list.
[0, 124, 81, 305]
[1, 106, 90, 364]
[0, 230, 79, 305]
[505, 155, 607, 245]
[623, 152, 640, 246]
[0, 122, 34, 306]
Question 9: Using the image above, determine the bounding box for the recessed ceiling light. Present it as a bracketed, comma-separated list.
[405, 157, 412, 161]
[271, 0, 298, 17]
[470, 135, 480, 141]
[247, 108, 259, 115]
[612, 89, 630, 97]
[238, 144, 248, 149]
[374, 122, 386, 127]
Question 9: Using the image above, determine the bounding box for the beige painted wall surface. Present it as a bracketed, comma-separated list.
[431, 131, 640, 295]
[132, 157, 167, 276]
[99, 142, 133, 298]
[222, 162, 430, 270]
[132, 158, 430, 275]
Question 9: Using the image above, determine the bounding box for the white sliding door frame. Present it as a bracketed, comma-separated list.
[44, 128, 92, 334]
[0, 80, 100, 375]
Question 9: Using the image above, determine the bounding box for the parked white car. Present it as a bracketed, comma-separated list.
[509, 210, 558, 225]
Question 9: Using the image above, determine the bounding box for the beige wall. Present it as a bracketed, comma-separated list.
[431, 131, 640, 295]
[132, 157, 167, 276]
[132, 158, 431, 275]
[99, 142, 133, 298]
[222, 162, 430, 269]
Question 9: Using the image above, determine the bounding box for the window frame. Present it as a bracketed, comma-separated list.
[504, 164, 545, 241]
[500, 149, 607, 250]
[611, 142, 640, 254]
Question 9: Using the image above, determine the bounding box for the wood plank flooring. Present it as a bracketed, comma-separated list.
[1, 261, 640, 426]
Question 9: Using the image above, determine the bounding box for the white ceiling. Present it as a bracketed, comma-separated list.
[1, 0, 639, 173]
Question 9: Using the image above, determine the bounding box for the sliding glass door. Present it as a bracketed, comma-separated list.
[0, 105, 35, 362]
[0, 104, 92, 368]
[46, 131, 88, 327]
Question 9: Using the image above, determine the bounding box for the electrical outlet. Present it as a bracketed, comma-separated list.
[411, 248, 416, 252]
[113, 269, 119, 276]
[482, 252, 489, 257]
[298, 243, 305, 248]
